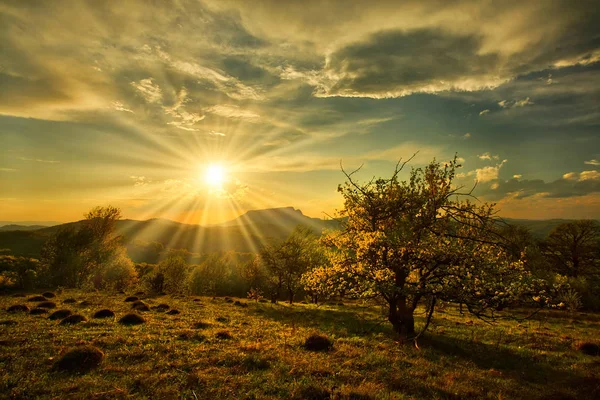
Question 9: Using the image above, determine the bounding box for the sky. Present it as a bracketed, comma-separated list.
[1, 0, 599, 224]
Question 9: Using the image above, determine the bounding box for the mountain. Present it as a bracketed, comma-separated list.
[0, 224, 49, 232]
[0, 207, 593, 262]
[0, 207, 341, 261]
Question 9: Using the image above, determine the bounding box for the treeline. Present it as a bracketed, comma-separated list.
[0, 206, 327, 303]
[1, 205, 599, 310]
[497, 219, 600, 311]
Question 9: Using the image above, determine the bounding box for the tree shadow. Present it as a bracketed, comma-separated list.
[419, 334, 600, 399]
[249, 302, 393, 336]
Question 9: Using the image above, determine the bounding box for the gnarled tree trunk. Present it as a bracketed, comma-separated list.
[388, 296, 416, 339]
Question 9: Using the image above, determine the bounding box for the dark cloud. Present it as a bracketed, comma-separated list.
[321, 29, 500, 97]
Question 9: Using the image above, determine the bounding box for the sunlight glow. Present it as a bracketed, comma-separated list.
[204, 164, 226, 187]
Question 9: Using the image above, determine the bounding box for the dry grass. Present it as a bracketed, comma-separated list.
[0, 291, 599, 399]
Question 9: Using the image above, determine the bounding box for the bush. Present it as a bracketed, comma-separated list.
[94, 249, 137, 291]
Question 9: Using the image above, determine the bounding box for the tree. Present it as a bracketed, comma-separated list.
[308, 156, 542, 340]
[41, 205, 128, 288]
[0, 255, 42, 289]
[542, 220, 600, 278]
[260, 226, 322, 304]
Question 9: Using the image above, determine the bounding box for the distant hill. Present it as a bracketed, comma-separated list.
[0, 207, 341, 261]
[0, 207, 593, 261]
[0, 221, 61, 227]
[498, 218, 589, 239]
[0, 224, 49, 232]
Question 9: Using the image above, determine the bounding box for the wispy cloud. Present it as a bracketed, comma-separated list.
[19, 157, 60, 164]
[584, 159, 600, 166]
[479, 109, 490, 116]
[205, 105, 260, 121]
[130, 78, 162, 104]
[498, 97, 534, 109]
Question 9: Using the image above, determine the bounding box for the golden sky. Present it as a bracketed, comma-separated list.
[1, 1, 599, 224]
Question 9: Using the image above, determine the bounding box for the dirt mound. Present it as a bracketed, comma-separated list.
[166, 309, 180, 315]
[93, 309, 115, 319]
[118, 313, 145, 325]
[303, 334, 333, 352]
[7, 304, 29, 313]
[37, 301, 57, 309]
[124, 296, 139, 302]
[27, 295, 46, 302]
[48, 309, 73, 320]
[30, 308, 48, 315]
[42, 292, 56, 298]
[53, 345, 104, 373]
[577, 342, 600, 356]
[59, 314, 87, 325]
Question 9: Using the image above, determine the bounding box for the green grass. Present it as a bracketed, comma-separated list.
[1, 292, 599, 399]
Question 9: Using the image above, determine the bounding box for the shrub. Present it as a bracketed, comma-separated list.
[60, 314, 87, 325]
[303, 334, 333, 352]
[92, 249, 137, 291]
[53, 346, 104, 373]
[118, 313, 145, 325]
[48, 309, 72, 320]
[7, 304, 29, 313]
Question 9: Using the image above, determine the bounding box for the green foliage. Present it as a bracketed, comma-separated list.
[160, 254, 189, 294]
[0, 255, 43, 289]
[260, 225, 325, 304]
[305, 156, 543, 338]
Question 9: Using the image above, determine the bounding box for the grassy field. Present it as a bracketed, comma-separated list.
[1, 291, 599, 400]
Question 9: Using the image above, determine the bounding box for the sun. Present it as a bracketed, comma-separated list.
[204, 164, 226, 187]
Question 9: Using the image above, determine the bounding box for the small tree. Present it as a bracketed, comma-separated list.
[159, 254, 189, 294]
[308, 156, 544, 340]
[542, 220, 600, 278]
[41, 205, 130, 288]
[260, 226, 320, 304]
